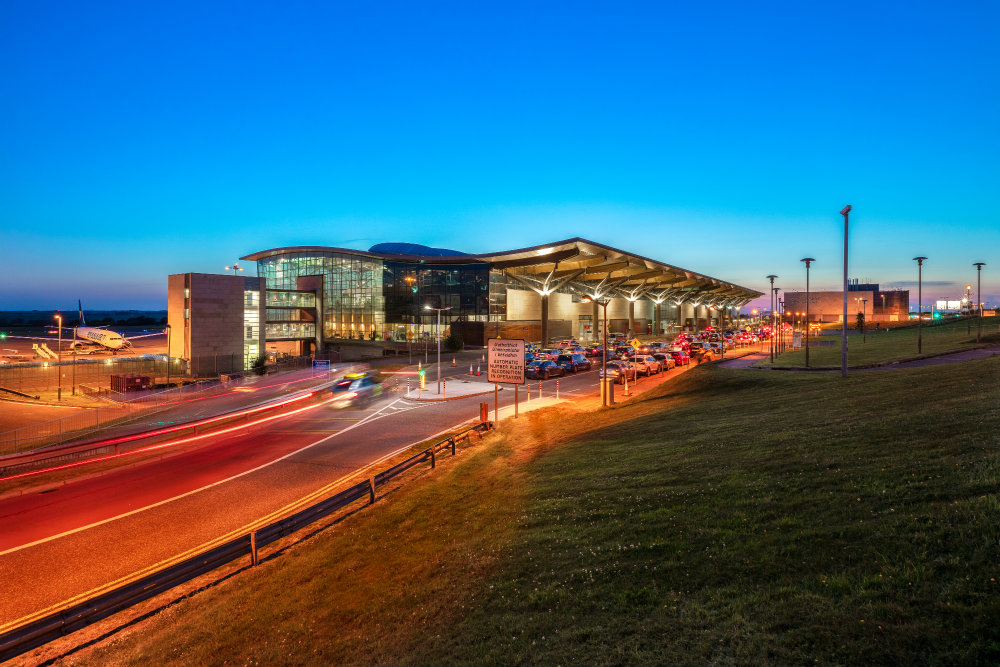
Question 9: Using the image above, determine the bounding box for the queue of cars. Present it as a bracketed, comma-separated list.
[521, 327, 762, 384]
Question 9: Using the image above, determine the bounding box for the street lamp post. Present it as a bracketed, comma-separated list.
[766, 275, 778, 362]
[974, 262, 986, 343]
[913, 257, 927, 354]
[165, 323, 172, 388]
[861, 298, 868, 343]
[773, 288, 781, 355]
[965, 284, 973, 334]
[225, 262, 244, 277]
[424, 305, 452, 395]
[71, 320, 77, 396]
[55, 313, 63, 401]
[800, 257, 815, 367]
[840, 205, 851, 378]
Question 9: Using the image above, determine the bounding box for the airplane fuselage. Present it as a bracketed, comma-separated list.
[72, 327, 128, 350]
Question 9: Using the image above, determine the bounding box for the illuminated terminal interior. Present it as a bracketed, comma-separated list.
[169, 238, 762, 371]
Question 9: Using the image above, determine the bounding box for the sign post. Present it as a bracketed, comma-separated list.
[628, 338, 641, 384]
[488, 338, 526, 420]
[312, 359, 330, 376]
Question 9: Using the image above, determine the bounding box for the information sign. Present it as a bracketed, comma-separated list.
[312, 359, 330, 374]
[487, 338, 526, 384]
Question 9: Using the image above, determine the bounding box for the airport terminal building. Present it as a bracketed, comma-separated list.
[168, 239, 761, 371]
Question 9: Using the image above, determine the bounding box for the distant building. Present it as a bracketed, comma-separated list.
[782, 280, 909, 324]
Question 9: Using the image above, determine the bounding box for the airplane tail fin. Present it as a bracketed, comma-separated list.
[78, 299, 86, 327]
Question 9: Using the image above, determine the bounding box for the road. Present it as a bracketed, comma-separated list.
[0, 360, 655, 626]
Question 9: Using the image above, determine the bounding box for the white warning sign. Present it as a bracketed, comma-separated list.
[487, 338, 526, 385]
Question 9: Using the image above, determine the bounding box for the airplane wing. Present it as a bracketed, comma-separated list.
[124, 332, 166, 340]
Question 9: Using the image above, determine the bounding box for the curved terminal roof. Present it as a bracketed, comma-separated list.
[242, 237, 762, 307]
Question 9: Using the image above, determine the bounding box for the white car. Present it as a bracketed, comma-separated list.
[634, 355, 662, 375]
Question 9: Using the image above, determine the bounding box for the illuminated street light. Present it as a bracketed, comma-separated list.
[913, 256, 927, 354]
[766, 275, 777, 363]
[800, 257, 815, 367]
[840, 205, 851, 378]
[55, 313, 63, 401]
[165, 323, 172, 388]
[225, 262, 244, 276]
[974, 262, 986, 343]
[861, 298, 868, 343]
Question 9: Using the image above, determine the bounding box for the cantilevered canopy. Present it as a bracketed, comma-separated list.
[242, 237, 762, 307]
[472, 238, 762, 307]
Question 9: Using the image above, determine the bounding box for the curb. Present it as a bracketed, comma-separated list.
[404, 387, 498, 402]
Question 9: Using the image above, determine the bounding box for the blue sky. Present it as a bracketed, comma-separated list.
[2, 0, 997, 311]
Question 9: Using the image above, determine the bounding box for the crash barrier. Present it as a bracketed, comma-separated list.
[0, 421, 494, 663]
[0, 361, 332, 458]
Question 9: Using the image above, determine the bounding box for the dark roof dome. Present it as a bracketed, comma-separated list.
[368, 242, 467, 257]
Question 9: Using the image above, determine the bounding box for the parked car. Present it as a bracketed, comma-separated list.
[599, 360, 637, 385]
[556, 353, 592, 373]
[330, 374, 383, 409]
[525, 360, 565, 380]
[634, 355, 661, 375]
[669, 350, 691, 366]
[687, 342, 710, 358]
[538, 348, 561, 360]
[652, 352, 675, 369]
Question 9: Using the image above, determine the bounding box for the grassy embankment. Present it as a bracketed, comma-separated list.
[74, 357, 1000, 666]
[760, 317, 1000, 368]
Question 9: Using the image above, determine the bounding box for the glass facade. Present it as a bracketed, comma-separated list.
[257, 251, 499, 343]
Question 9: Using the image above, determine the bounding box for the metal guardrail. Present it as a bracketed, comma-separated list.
[0, 421, 493, 662]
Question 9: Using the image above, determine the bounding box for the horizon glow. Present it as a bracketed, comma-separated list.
[2, 1, 997, 312]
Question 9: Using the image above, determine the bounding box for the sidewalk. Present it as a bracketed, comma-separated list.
[404, 379, 499, 401]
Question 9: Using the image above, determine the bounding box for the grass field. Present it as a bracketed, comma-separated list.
[73, 357, 1000, 666]
[759, 317, 1000, 368]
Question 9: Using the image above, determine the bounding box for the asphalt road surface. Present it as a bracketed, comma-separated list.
[0, 361, 656, 626]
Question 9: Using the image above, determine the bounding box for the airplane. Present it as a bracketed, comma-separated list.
[15, 301, 163, 355]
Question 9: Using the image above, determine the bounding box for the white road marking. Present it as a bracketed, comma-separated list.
[0, 395, 413, 555]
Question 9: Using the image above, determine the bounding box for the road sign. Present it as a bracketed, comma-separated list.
[406, 330, 414, 340]
[629, 338, 641, 350]
[312, 359, 330, 374]
[487, 338, 525, 385]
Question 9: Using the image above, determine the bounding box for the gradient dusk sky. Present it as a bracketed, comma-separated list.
[2, 1, 997, 311]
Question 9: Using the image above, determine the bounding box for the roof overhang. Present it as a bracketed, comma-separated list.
[241, 238, 763, 302]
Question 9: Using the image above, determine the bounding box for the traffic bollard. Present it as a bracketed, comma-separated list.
[556, 379, 560, 399]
